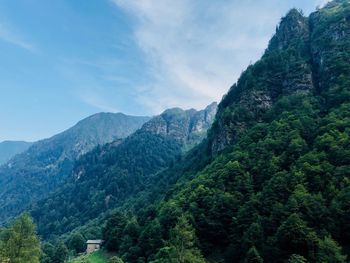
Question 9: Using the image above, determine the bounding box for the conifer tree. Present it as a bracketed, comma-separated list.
[245, 246, 263, 263]
[288, 254, 308, 263]
[316, 236, 347, 263]
[152, 215, 206, 263]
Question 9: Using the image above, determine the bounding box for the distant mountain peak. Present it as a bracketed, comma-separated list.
[30, 103, 217, 237]
[0, 112, 150, 223]
[142, 103, 217, 149]
[161, 107, 187, 116]
[205, 101, 218, 114]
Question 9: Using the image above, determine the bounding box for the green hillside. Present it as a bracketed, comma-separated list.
[31, 104, 217, 239]
[30, 0, 350, 262]
[96, 1, 350, 262]
[0, 113, 150, 224]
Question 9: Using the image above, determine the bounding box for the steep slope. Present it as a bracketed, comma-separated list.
[31, 104, 217, 238]
[0, 113, 150, 224]
[84, 2, 350, 263]
[209, 1, 350, 154]
[0, 141, 33, 165]
[209, 8, 314, 153]
[142, 102, 217, 150]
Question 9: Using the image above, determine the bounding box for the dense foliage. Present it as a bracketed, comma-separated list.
[31, 102, 217, 242]
[0, 113, 149, 224]
[0, 213, 41, 263]
[99, 93, 349, 262]
[31, 130, 182, 239]
[97, 2, 350, 262]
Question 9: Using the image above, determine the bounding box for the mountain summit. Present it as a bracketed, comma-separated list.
[142, 102, 217, 149]
[209, 0, 350, 153]
[0, 112, 150, 223]
[31, 103, 217, 238]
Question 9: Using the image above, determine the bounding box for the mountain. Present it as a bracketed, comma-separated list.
[0, 112, 150, 224]
[209, 8, 313, 153]
[142, 102, 217, 149]
[41, 1, 349, 263]
[0, 141, 33, 165]
[31, 104, 217, 238]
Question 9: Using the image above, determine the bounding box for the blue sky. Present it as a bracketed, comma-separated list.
[0, 0, 329, 141]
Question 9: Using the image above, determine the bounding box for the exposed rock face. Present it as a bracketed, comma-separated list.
[142, 102, 217, 149]
[266, 9, 314, 97]
[268, 9, 310, 52]
[0, 112, 150, 223]
[309, 0, 350, 92]
[210, 2, 350, 154]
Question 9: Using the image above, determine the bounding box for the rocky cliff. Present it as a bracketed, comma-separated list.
[142, 102, 217, 149]
[210, 1, 350, 153]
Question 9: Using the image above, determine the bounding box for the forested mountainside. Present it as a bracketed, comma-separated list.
[0, 140, 33, 165]
[0, 113, 150, 224]
[31, 104, 217, 239]
[47, 1, 349, 263]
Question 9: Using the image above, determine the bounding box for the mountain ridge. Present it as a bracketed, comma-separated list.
[31, 103, 217, 238]
[0, 112, 151, 224]
[142, 102, 217, 149]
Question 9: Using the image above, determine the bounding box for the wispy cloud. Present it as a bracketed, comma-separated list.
[79, 90, 120, 113]
[0, 23, 35, 52]
[56, 56, 129, 114]
[314, 0, 331, 8]
[111, 0, 319, 114]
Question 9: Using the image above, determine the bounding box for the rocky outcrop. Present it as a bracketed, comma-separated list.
[309, 0, 350, 92]
[268, 8, 310, 52]
[210, 2, 350, 154]
[142, 102, 217, 149]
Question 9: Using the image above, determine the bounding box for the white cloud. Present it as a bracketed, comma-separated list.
[0, 23, 35, 52]
[111, 0, 324, 114]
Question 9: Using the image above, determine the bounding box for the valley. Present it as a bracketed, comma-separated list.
[1, 1, 350, 263]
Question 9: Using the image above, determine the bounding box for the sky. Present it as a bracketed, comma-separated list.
[0, 0, 330, 142]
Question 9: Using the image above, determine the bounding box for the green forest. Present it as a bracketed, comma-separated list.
[1, 1, 350, 263]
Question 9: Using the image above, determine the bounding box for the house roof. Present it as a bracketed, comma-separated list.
[86, 240, 103, 244]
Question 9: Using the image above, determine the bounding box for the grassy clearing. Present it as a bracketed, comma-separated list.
[68, 250, 108, 263]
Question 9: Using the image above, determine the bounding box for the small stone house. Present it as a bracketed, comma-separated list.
[86, 240, 103, 254]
